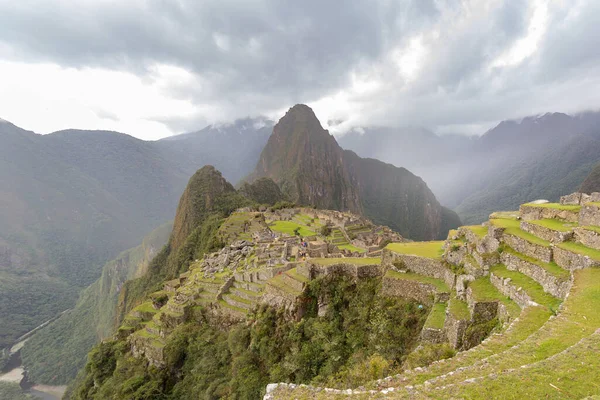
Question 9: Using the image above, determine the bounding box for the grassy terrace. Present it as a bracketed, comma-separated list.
[424, 302, 447, 329]
[269, 220, 317, 237]
[385, 270, 449, 292]
[528, 218, 578, 232]
[385, 241, 444, 259]
[377, 305, 553, 389]
[490, 264, 562, 312]
[468, 278, 521, 317]
[286, 268, 309, 283]
[466, 225, 488, 238]
[522, 202, 582, 212]
[557, 240, 600, 261]
[421, 268, 600, 398]
[489, 211, 519, 220]
[132, 301, 159, 314]
[338, 243, 367, 253]
[218, 299, 248, 314]
[311, 257, 381, 266]
[448, 297, 470, 320]
[502, 246, 570, 280]
[490, 218, 550, 247]
[582, 225, 600, 234]
[267, 274, 302, 296]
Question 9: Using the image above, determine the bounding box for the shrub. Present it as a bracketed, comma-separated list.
[403, 343, 456, 370]
[320, 225, 332, 236]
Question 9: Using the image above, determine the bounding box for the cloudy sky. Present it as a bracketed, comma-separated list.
[0, 0, 599, 140]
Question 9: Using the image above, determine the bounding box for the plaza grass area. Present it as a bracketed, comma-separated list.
[269, 220, 317, 237]
[385, 241, 444, 259]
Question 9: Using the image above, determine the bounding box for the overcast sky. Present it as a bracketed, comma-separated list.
[0, 0, 599, 140]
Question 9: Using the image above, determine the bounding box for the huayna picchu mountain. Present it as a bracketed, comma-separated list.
[248, 104, 460, 240]
[69, 164, 600, 399]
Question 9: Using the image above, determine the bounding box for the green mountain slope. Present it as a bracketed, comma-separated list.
[249, 105, 460, 240]
[580, 161, 600, 193]
[20, 222, 172, 385]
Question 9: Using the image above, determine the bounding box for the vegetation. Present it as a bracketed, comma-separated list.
[269, 221, 317, 237]
[529, 218, 578, 231]
[385, 270, 449, 292]
[490, 218, 551, 247]
[311, 257, 381, 266]
[521, 202, 581, 211]
[385, 241, 444, 259]
[238, 177, 287, 205]
[448, 297, 470, 320]
[21, 223, 172, 385]
[0, 382, 33, 399]
[466, 225, 488, 238]
[424, 302, 447, 329]
[557, 240, 600, 260]
[68, 276, 428, 399]
[502, 245, 570, 280]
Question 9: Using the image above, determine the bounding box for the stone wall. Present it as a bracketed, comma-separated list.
[489, 273, 533, 309]
[520, 205, 579, 223]
[560, 192, 591, 205]
[502, 234, 553, 263]
[421, 327, 447, 344]
[381, 275, 437, 305]
[574, 227, 600, 250]
[466, 287, 498, 323]
[578, 203, 600, 227]
[553, 246, 600, 270]
[261, 282, 301, 312]
[302, 261, 382, 281]
[501, 252, 571, 299]
[382, 250, 456, 289]
[444, 243, 466, 266]
[444, 312, 469, 349]
[520, 221, 574, 243]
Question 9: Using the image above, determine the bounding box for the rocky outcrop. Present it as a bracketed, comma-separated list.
[248, 104, 460, 240]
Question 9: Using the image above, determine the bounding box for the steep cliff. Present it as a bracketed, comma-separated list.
[249, 104, 459, 240]
[580, 162, 600, 193]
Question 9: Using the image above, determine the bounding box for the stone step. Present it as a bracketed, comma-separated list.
[197, 283, 220, 294]
[553, 241, 600, 270]
[233, 280, 265, 293]
[279, 268, 308, 292]
[229, 286, 260, 302]
[574, 226, 600, 250]
[501, 231, 553, 264]
[519, 202, 580, 223]
[501, 246, 571, 299]
[222, 293, 254, 311]
[519, 219, 576, 243]
[489, 264, 562, 311]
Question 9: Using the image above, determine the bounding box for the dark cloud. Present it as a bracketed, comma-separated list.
[0, 0, 599, 135]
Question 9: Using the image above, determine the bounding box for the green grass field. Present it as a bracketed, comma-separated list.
[386, 241, 444, 259]
[424, 302, 448, 329]
[557, 240, 600, 261]
[311, 257, 381, 266]
[466, 225, 488, 238]
[385, 270, 449, 292]
[490, 218, 550, 247]
[529, 218, 578, 232]
[522, 202, 581, 211]
[269, 220, 317, 237]
[338, 243, 367, 253]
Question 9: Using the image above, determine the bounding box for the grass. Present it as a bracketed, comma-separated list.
[582, 225, 600, 234]
[385, 241, 444, 259]
[269, 220, 317, 237]
[490, 264, 562, 312]
[528, 218, 578, 232]
[489, 211, 519, 220]
[267, 274, 303, 296]
[338, 243, 367, 253]
[448, 297, 470, 320]
[311, 257, 381, 266]
[468, 278, 520, 317]
[490, 218, 550, 247]
[285, 268, 309, 283]
[522, 202, 582, 211]
[502, 246, 570, 280]
[557, 240, 600, 261]
[132, 302, 159, 315]
[466, 225, 488, 238]
[424, 302, 447, 329]
[421, 268, 600, 397]
[385, 270, 449, 292]
[217, 299, 248, 314]
[224, 293, 253, 305]
[231, 286, 259, 297]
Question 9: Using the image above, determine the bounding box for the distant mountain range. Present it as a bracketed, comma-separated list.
[339, 112, 600, 223]
[0, 118, 271, 351]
